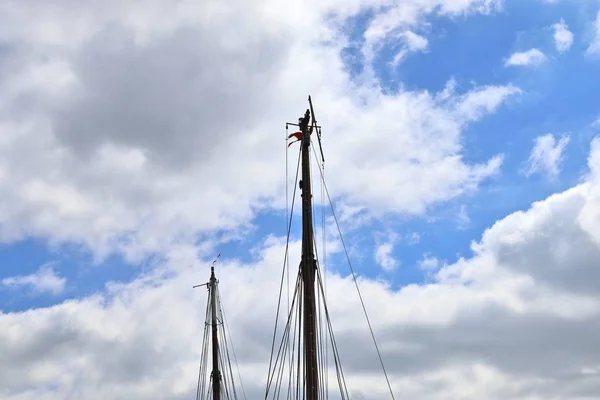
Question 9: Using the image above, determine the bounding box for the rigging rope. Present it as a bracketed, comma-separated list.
[195, 271, 246, 400]
[267, 124, 343, 399]
[265, 273, 302, 397]
[310, 145, 397, 400]
[308, 147, 335, 399]
[285, 123, 291, 340]
[285, 123, 294, 397]
[219, 289, 247, 399]
[196, 295, 211, 400]
[267, 111, 395, 400]
[308, 127, 327, 399]
[318, 127, 329, 400]
[264, 143, 302, 397]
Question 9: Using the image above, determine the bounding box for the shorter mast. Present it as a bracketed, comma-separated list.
[194, 255, 245, 400]
[210, 266, 221, 400]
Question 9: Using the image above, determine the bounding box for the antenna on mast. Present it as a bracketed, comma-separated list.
[308, 95, 325, 164]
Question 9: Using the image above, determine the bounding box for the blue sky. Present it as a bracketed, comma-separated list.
[1, 0, 599, 309]
[2, 1, 600, 398]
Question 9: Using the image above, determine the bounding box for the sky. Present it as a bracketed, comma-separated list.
[1, 0, 600, 398]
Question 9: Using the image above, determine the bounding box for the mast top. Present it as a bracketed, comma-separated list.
[299, 109, 310, 131]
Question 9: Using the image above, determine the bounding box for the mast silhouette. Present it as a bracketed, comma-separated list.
[265, 96, 395, 399]
[209, 266, 221, 400]
[298, 107, 319, 399]
[194, 255, 246, 400]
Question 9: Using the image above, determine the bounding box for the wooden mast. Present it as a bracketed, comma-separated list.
[210, 266, 221, 400]
[298, 107, 319, 399]
[265, 97, 391, 399]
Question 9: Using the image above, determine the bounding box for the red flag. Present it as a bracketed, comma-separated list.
[288, 131, 302, 140]
[287, 127, 314, 147]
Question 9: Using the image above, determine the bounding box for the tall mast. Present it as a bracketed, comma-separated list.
[299, 108, 319, 399]
[266, 97, 392, 399]
[210, 266, 221, 400]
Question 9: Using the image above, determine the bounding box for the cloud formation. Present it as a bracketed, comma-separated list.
[525, 133, 571, 178]
[3, 1, 600, 399]
[505, 49, 547, 67]
[586, 10, 600, 55]
[375, 242, 400, 271]
[1, 263, 65, 295]
[552, 18, 574, 53]
[390, 31, 429, 67]
[0, 0, 516, 261]
[2, 138, 600, 399]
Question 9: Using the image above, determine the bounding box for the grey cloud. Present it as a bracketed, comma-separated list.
[335, 304, 600, 380]
[4, 0, 597, 396]
[481, 187, 600, 296]
[0, 227, 599, 399]
[53, 24, 288, 168]
[0, 0, 519, 260]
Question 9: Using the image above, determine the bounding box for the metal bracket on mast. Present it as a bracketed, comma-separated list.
[286, 123, 322, 129]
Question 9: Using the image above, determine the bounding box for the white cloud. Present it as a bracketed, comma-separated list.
[505, 48, 547, 67]
[552, 19, 574, 53]
[526, 133, 571, 178]
[0, 0, 517, 261]
[375, 242, 400, 271]
[586, 10, 600, 56]
[403, 30, 429, 51]
[419, 255, 440, 271]
[362, 0, 501, 67]
[1, 263, 65, 295]
[3, 137, 600, 398]
[363, 0, 501, 46]
[390, 31, 429, 67]
[443, 138, 600, 299]
[455, 84, 521, 123]
[2, 1, 600, 399]
[457, 204, 471, 229]
[408, 232, 421, 245]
